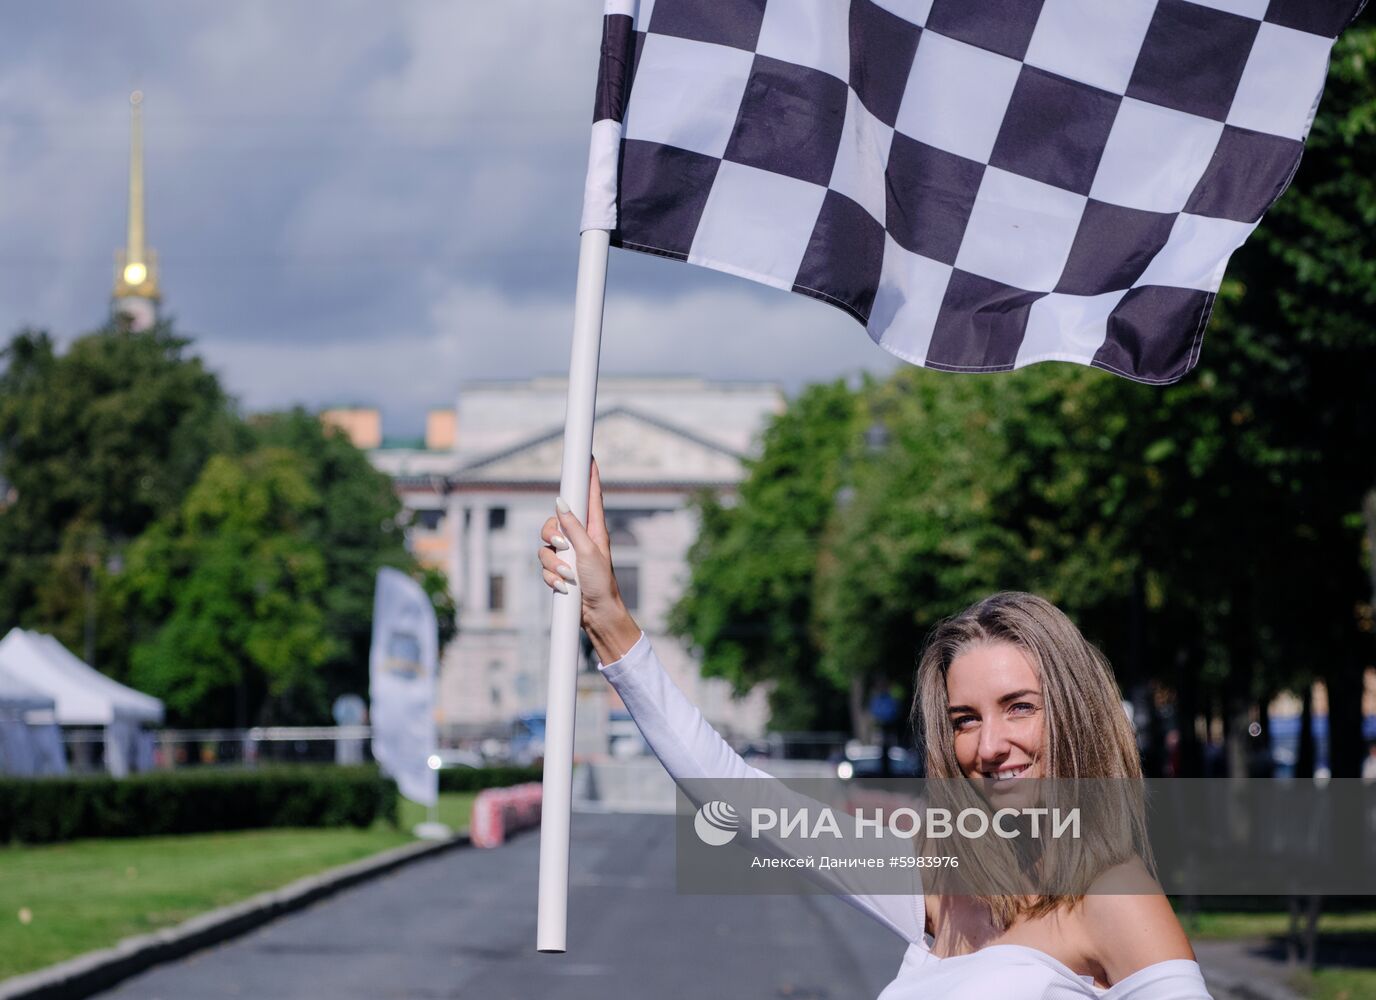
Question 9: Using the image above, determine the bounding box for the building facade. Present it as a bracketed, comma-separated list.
[364, 376, 784, 758]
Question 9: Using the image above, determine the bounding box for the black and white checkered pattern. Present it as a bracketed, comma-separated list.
[581, 0, 1363, 384]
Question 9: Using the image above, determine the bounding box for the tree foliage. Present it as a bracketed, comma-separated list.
[247, 409, 457, 709]
[0, 325, 239, 669]
[121, 449, 337, 725]
[671, 17, 1376, 774]
[0, 325, 456, 727]
[669, 381, 860, 730]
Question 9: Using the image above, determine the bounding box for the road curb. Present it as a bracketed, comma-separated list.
[0, 832, 470, 1000]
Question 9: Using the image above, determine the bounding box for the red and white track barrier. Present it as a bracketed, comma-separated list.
[471, 782, 543, 848]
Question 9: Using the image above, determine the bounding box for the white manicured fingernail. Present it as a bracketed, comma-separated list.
[556, 565, 576, 583]
[550, 534, 569, 551]
[553, 579, 568, 595]
[555, 496, 571, 515]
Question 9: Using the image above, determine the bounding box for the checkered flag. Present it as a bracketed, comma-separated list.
[581, 0, 1364, 384]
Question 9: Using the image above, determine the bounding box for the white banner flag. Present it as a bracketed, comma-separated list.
[368, 567, 439, 807]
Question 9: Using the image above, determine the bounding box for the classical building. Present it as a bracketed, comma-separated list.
[361, 377, 784, 757]
[111, 91, 160, 332]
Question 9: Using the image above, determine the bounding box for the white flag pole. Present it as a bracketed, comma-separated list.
[536, 227, 610, 953]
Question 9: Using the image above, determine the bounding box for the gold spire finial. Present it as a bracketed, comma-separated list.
[114, 89, 159, 318]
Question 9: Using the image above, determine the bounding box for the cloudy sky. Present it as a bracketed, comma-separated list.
[0, 1, 900, 435]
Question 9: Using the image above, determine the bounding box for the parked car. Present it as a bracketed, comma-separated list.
[739, 740, 775, 762]
[831, 744, 922, 780]
[510, 712, 546, 765]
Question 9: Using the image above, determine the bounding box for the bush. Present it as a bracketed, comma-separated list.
[437, 764, 541, 794]
[0, 766, 398, 845]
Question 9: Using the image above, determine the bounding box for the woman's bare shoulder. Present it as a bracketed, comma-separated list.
[1079, 861, 1195, 983]
[1086, 855, 1162, 894]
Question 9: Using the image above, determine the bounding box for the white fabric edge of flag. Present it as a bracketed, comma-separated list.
[581, 119, 623, 234]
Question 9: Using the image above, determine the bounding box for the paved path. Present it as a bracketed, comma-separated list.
[91, 813, 1304, 1000]
[1192, 941, 1304, 1000]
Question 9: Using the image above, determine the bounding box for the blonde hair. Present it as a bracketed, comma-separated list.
[911, 592, 1150, 927]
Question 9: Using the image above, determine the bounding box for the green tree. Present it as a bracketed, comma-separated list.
[116, 412, 459, 726]
[669, 380, 861, 731]
[1213, 20, 1376, 777]
[120, 448, 338, 726]
[809, 363, 1156, 748]
[247, 409, 457, 708]
[670, 17, 1376, 777]
[1054, 18, 1376, 776]
[0, 326, 457, 725]
[0, 324, 240, 672]
[819, 20, 1376, 777]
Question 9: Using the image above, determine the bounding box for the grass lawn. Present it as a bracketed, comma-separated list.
[1175, 905, 1376, 1000]
[1178, 909, 1376, 940]
[0, 791, 476, 982]
[396, 790, 476, 833]
[1300, 967, 1376, 1000]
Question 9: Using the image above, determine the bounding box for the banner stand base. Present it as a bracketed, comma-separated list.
[413, 821, 453, 841]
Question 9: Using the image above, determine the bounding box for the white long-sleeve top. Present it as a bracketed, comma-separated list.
[599, 632, 1214, 1000]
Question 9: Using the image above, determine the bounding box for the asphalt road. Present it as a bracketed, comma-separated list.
[93, 812, 909, 1000]
[89, 810, 1310, 1000]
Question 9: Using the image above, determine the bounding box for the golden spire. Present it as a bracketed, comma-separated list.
[113, 90, 159, 313]
[126, 90, 146, 272]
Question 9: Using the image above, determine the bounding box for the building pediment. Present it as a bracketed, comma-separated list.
[455, 407, 743, 486]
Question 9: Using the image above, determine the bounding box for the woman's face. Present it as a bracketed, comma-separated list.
[945, 640, 1046, 798]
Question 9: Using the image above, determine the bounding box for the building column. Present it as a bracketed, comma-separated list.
[466, 500, 489, 618]
[446, 488, 463, 609]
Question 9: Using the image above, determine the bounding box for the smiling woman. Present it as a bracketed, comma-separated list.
[910, 593, 1171, 984]
[537, 462, 1210, 999]
[918, 593, 1143, 789]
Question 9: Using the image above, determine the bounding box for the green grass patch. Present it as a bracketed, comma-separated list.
[1172, 903, 1376, 1000]
[397, 791, 476, 833]
[0, 791, 476, 981]
[1292, 967, 1376, 1000]
[1177, 909, 1376, 940]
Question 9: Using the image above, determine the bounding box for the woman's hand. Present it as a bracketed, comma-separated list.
[538, 457, 642, 664]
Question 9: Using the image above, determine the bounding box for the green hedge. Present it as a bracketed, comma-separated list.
[437, 764, 541, 794]
[0, 766, 398, 845]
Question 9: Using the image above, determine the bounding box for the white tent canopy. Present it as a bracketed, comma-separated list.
[0, 667, 55, 714]
[0, 628, 163, 726]
[0, 649, 66, 777]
